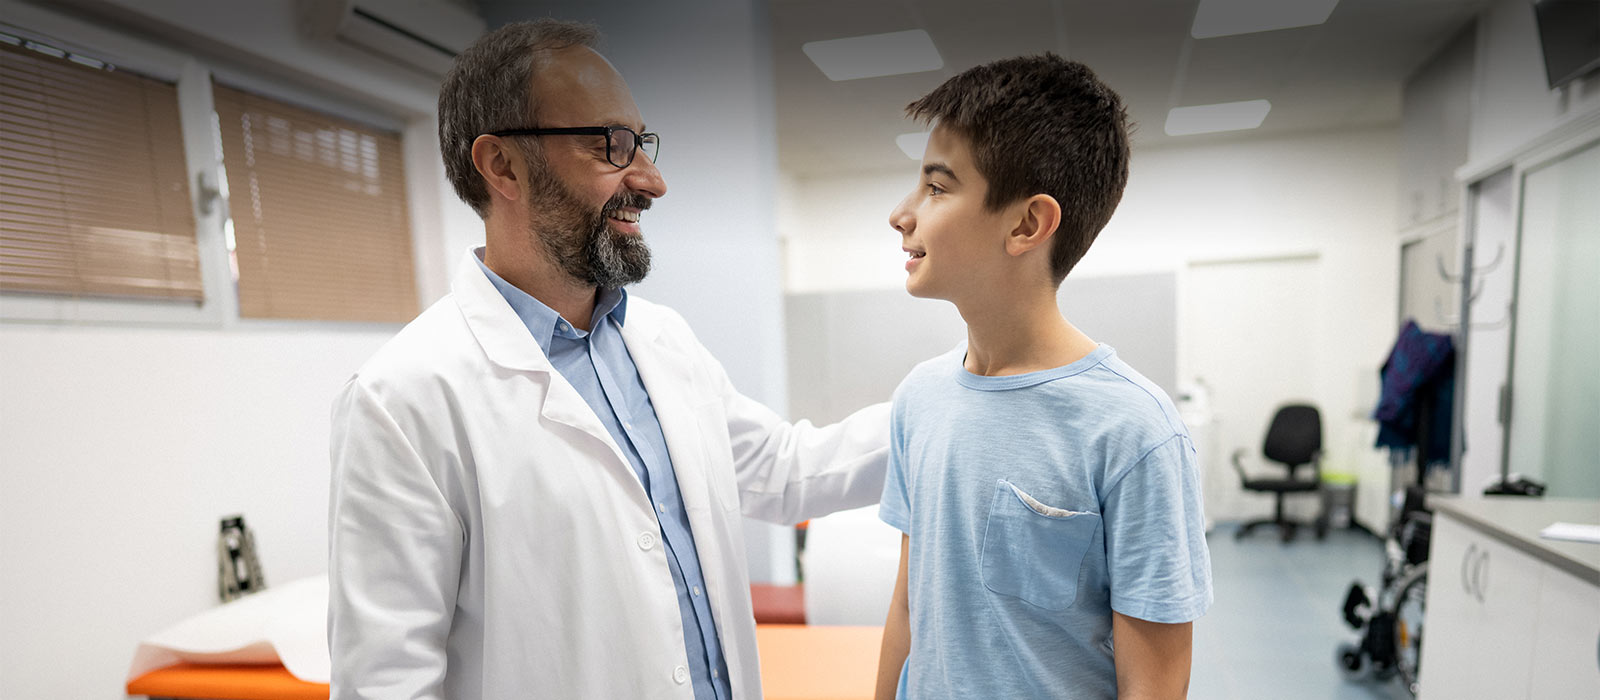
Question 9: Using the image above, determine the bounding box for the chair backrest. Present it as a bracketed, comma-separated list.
[1263, 404, 1322, 475]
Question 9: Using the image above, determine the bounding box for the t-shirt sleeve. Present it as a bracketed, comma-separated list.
[877, 401, 911, 534]
[1101, 435, 1212, 624]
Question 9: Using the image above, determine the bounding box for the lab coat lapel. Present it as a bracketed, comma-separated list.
[452, 252, 647, 502]
[619, 309, 719, 517]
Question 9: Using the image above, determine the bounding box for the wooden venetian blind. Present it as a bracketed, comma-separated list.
[0, 40, 202, 301]
[213, 84, 417, 322]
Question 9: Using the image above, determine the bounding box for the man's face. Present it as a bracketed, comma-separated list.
[521, 47, 667, 288]
[888, 124, 1011, 302]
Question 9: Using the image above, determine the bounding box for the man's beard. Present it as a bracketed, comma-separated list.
[525, 170, 652, 289]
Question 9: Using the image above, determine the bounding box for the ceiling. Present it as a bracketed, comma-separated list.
[771, 0, 1486, 177]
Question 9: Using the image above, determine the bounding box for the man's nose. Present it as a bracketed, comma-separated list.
[624, 151, 667, 199]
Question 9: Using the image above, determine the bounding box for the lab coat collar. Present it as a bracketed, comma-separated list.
[453, 249, 666, 373]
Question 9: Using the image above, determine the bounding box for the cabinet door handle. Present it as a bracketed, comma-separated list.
[1474, 549, 1489, 603]
[1462, 543, 1476, 595]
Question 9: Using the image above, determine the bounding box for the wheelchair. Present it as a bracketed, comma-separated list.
[1337, 485, 1431, 696]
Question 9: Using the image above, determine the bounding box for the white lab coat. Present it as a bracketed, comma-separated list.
[328, 251, 889, 700]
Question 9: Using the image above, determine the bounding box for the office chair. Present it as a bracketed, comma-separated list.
[1233, 403, 1326, 542]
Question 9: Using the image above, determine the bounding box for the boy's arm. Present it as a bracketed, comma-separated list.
[874, 534, 912, 700]
[1111, 612, 1193, 700]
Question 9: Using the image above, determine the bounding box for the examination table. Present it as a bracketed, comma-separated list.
[127, 624, 883, 700]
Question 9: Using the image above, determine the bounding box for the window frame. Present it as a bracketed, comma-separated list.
[0, 2, 429, 330]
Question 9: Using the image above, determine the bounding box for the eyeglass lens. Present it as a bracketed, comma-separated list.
[608, 128, 659, 168]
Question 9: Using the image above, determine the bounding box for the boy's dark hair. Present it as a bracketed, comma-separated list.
[907, 53, 1130, 284]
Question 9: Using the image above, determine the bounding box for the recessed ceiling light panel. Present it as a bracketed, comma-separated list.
[1164, 100, 1272, 136]
[1191, 0, 1340, 39]
[896, 132, 931, 160]
[802, 30, 943, 81]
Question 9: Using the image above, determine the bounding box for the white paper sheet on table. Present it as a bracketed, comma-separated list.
[127, 574, 330, 683]
[1539, 522, 1600, 544]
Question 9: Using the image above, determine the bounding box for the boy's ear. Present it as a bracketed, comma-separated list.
[1005, 194, 1063, 257]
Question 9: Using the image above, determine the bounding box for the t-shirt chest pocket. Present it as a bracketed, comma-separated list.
[979, 479, 1101, 611]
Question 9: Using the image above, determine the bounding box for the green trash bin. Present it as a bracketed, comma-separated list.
[1321, 471, 1357, 530]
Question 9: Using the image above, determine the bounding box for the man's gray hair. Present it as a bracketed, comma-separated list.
[438, 19, 601, 218]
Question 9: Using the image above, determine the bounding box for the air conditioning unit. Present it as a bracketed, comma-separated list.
[299, 0, 487, 76]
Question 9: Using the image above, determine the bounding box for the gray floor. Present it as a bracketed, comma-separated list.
[1190, 523, 1413, 700]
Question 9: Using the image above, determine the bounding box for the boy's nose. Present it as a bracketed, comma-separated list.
[889, 196, 914, 234]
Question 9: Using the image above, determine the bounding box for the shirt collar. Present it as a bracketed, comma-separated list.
[472, 247, 629, 355]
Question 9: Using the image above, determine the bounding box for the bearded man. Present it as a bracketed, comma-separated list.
[327, 19, 889, 700]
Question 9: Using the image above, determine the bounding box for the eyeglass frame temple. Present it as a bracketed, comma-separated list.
[488, 126, 659, 168]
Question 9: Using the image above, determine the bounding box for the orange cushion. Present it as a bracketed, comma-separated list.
[757, 624, 883, 700]
[126, 663, 328, 700]
[125, 626, 884, 700]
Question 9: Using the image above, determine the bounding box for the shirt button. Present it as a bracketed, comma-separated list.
[692, 585, 702, 597]
[657, 503, 667, 514]
[712, 668, 719, 679]
[673, 665, 688, 684]
[637, 532, 656, 551]
[557, 321, 568, 331]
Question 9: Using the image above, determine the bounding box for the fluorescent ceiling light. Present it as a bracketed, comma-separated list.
[895, 132, 930, 160]
[1191, 0, 1340, 39]
[802, 30, 943, 81]
[1164, 100, 1272, 136]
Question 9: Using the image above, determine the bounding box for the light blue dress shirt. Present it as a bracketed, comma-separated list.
[474, 252, 731, 700]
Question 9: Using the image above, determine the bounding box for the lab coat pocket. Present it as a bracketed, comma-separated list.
[980, 479, 1101, 611]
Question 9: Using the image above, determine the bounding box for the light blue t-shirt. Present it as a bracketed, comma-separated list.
[879, 343, 1212, 700]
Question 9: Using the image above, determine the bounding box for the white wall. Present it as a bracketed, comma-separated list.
[783, 127, 1402, 531]
[0, 325, 392, 698]
[0, 2, 471, 698]
[1468, 0, 1600, 166]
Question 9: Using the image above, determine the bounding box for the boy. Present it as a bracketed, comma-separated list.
[874, 54, 1212, 700]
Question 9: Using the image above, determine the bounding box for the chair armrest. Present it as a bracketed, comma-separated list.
[1231, 448, 1249, 483]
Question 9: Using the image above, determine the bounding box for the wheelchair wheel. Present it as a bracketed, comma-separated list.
[1394, 567, 1428, 696]
[1336, 642, 1368, 681]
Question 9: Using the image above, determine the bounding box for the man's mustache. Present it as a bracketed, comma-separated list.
[601, 192, 653, 217]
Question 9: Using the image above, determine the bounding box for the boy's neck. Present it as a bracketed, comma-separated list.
[958, 287, 1098, 377]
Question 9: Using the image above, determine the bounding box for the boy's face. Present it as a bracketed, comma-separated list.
[889, 124, 1015, 302]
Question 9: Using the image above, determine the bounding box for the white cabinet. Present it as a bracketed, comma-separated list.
[1418, 515, 1542, 699]
[1529, 567, 1600, 700]
[1418, 509, 1600, 700]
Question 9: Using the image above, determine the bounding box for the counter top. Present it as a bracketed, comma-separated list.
[1431, 496, 1600, 585]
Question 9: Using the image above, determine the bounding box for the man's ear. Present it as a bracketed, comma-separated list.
[1005, 194, 1062, 257]
[471, 135, 523, 204]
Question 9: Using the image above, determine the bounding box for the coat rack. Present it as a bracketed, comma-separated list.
[1435, 242, 1509, 331]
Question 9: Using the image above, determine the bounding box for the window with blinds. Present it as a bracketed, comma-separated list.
[0, 39, 202, 301]
[213, 84, 417, 323]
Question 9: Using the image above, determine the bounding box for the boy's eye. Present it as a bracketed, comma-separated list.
[926, 183, 944, 195]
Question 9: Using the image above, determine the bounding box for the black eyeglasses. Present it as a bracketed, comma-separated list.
[489, 125, 660, 169]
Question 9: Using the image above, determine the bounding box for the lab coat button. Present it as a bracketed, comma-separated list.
[673, 665, 688, 684]
[638, 532, 656, 551]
